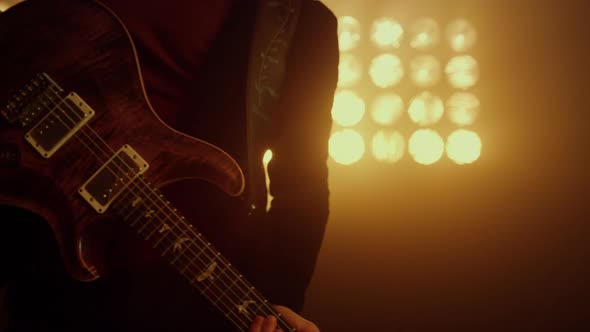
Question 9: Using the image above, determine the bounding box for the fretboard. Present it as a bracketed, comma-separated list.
[109, 178, 295, 332]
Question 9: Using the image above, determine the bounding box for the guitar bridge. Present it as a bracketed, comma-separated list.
[79, 145, 148, 214]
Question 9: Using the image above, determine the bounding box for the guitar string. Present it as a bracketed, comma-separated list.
[36, 85, 293, 331]
[36, 89, 254, 332]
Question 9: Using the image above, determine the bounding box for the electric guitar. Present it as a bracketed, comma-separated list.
[0, 1, 294, 331]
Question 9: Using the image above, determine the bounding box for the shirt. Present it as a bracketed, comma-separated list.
[99, 0, 234, 128]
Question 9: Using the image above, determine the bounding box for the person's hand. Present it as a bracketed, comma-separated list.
[249, 305, 319, 332]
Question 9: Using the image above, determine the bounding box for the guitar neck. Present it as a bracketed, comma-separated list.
[109, 179, 293, 332]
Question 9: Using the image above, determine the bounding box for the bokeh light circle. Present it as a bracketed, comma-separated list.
[329, 129, 366, 165]
[408, 129, 445, 165]
[371, 94, 405, 126]
[372, 131, 405, 163]
[410, 18, 440, 50]
[410, 55, 441, 88]
[371, 18, 404, 49]
[408, 91, 444, 126]
[369, 53, 404, 88]
[445, 55, 479, 90]
[447, 92, 480, 126]
[446, 19, 477, 52]
[331, 90, 366, 127]
[338, 54, 363, 88]
[446, 129, 482, 164]
[338, 16, 362, 52]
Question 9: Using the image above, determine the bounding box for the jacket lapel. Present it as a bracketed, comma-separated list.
[245, 0, 302, 214]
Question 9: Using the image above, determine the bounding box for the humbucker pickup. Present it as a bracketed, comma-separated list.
[25, 92, 95, 158]
[79, 145, 149, 213]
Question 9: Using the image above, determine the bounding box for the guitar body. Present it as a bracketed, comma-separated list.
[0, 0, 245, 282]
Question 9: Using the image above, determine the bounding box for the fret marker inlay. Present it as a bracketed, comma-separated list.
[196, 261, 218, 282]
[159, 223, 171, 233]
[237, 300, 257, 317]
[173, 237, 190, 252]
[131, 196, 143, 207]
[144, 209, 155, 219]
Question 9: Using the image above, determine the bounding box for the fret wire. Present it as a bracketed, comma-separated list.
[142, 218, 164, 241]
[128, 209, 146, 227]
[124, 202, 144, 223]
[209, 269, 235, 302]
[135, 209, 157, 233]
[111, 191, 138, 220]
[122, 196, 148, 225]
[169, 244, 191, 264]
[150, 208, 172, 240]
[111, 186, 135, 213]
[112, 195, 141, 225]
[152, 222, 179, 248]
[178, 243, 206, 274]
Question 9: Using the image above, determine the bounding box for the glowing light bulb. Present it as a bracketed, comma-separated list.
[446, 129, 482, 164]
[446, 55, 479, 90]
[329, 129, 365, 165]
[371, 18, 404, 49]
[338, 54, 363, 88]
[371, 94, 404, 126]
[410, 55, 441, 88]
[369, 54, 404, 88]
[408, 129, 445, 165]
[446, 19, 477, 52]
[410, 18, 440, 50]
[447, 92, 480, 126]
[338, 16, 362, 52]
[331, 90, 365, 127]
[372, 131, 405, 163]
[408, 91, 444, 126]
